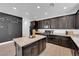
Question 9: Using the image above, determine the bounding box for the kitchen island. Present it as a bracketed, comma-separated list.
[14, 35, 46, 56]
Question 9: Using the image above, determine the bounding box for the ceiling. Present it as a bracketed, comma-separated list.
[0, 3, 79, 20]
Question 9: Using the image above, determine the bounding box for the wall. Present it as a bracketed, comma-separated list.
[0, 41, 15, 56]
[22, 17, 32, 36]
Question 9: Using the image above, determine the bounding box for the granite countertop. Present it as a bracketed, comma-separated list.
[13, 35, 46, 47]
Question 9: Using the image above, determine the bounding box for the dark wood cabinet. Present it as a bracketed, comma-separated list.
[51, 17, 66, 29]
[37, 21, 41, 29]
[30, 21, 38, 35]
[47, 35, 79, 56]
[47, 35, 73, 48]
[23, 45, 32, 56]
[21, 38, 46, 56]
[50, 15, 75, 29]
[75, 15, 79, 29]
[35, 14, 76, 29]
[58, 16, 67, 29]
[66, 15, 75, 29]
[31, 45, 39, 56]
[38, 38, 46, 54]
[75, 10, 79, 29]
[23, 41, 39, 56]
[50, 18, 58, 29]
[31, 10, 79, 29]
[44, 19, 50, 29]
[38, 19, 50, 29]
[31, 21, 38, 30]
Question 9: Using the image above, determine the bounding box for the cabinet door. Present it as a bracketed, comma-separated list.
[31, 44, 39, 56]
[44, 20, 50, 29]
[42, 38, 46, 50]
[38, 20, 50, 29]
[23, 45, 32, 56]
[75, 13, 79, 29]
[31, 42, 38, 56]
[23, 42, 39, 56]
[38, 40, 43, 53]
[38, 38, 46, 54]
[41, 20, 44, 29]
[42, 20, 45, 29]
[38, 21, 42, 29]
[37, 21, 39, 29]
[55, 36, 62, 45]
[58, 17, 67, 29]
[51, 18, 58, 29]
[60, 37, 69, 47]
[66, 15, 75, 29]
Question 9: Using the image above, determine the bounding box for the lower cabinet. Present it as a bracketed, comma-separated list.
[60, 37, 69, 48]
[38, 38, 46, 54]
[39, 40, 43, 53]
[31, 43, 39, 56]
[48, 35, 73, 49]
[19, 38, 46, 56]
[23, 42, 39, 56]
[47, 35, 72, 48]
[68, 38, 79, 56]
[47, 35, 79, 56]
[23, 45, 32, 56]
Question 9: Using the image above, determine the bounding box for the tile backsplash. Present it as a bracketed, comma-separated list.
[38, 29, 79, 35]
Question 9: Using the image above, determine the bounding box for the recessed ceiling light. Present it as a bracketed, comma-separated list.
[49, 3, 54, 7]
[24, 21, 27, 25]
[13, 7, 16, 10]
[45, 12, 48, 15]
[64, 7, 67, 9]
[37, 6, 40, 9]
[25, 12, 29, 15]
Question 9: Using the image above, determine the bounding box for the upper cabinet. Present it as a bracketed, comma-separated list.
[30, 21, 38, 30]
[58, 16, 67, 29]
[43, 19, 50, 29]
[75, 10, 79, 29]
[38, 19, 50, 29]
[50, 15, 75, 29]
[38, 21, 42, 29]
[66, 15, 75, 29]
[31, 12, 78, 29]
[50, 18, 58, 29]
